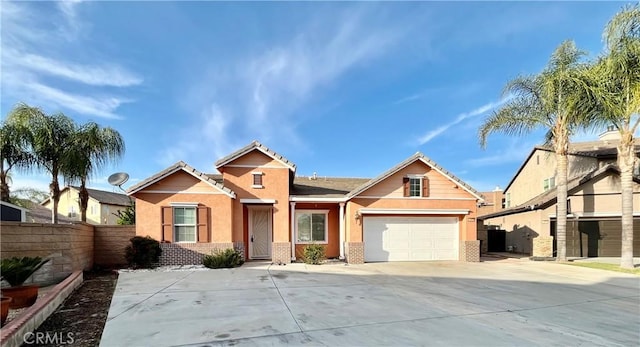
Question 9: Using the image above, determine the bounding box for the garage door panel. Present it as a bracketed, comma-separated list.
[364, 216, 459, 262]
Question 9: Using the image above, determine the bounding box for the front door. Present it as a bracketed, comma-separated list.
[249, 208, 272, 259]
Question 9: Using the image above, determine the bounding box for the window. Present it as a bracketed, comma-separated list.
[505, 193, 511, 208]
[296, 210, 328, 243]
[403, 176, 429, 197]
[90, 205, 97, 215]
[543, 176, 556, 191]
[409, 178, 421, 197]
[174, 207, 197, 242]
[252, 172, 263, 188]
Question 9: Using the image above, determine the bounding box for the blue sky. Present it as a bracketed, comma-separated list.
[0, 1, 628, 195]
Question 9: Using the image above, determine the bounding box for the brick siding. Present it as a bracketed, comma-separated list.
[159, 242, 235, 266]
[346, 242, 364, 264]
[459, 240, 480, 262]
[271, 242, 291, 264]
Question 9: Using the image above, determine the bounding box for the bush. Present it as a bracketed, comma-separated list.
[203, 248, 244, 269]
[1, 257, 50, 286]
[125, 236, 162, 268]
[303, 244, 325, 265]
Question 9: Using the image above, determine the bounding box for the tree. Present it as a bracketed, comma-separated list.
[7, 104, 77, 223]
[0, 119, 32, 202]
[114, 200, 135, 225]
[63, 122, 125, 222]
[479, 40, 594, 262]
[586, 5, 640, 268]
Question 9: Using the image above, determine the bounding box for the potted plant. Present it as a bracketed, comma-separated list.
[1, 257, 50, 309]
[1, 297, 11, 326]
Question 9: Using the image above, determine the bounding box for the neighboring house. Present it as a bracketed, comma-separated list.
[42, 186, 132, 225]
[478, 187, 504, 216]
[1, 200, 27, 222]
[479, 130, 640, 257]
[128, 141, 484, 265]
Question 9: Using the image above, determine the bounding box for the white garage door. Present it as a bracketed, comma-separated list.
[364, 216, 459, 262]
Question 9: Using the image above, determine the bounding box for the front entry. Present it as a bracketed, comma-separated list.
[249, 207, 272, 259]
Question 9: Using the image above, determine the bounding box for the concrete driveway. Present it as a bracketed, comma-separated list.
[100, 259, 640, 346]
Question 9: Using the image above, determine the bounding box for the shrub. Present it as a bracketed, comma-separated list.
[303, 244, 325, 265]
[0, 257, 50, 287]
[125, 236, 162, 268]
[203, 248, 244, 269]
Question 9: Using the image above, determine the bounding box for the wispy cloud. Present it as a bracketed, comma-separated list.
[7, 51, 142, 87]
[418, 97, 509, 145]
[166, 6, 409, 167]
[0, 1, 140, 119]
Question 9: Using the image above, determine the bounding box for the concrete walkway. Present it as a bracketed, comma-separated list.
[101, 259, 640, 346]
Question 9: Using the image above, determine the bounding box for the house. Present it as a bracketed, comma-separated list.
[128, 141, 483, 265]
[41, 186, 132, 225]
[479, 130, 640, 257]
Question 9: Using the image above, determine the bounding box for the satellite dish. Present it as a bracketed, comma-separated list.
[108, 172, 129, 187]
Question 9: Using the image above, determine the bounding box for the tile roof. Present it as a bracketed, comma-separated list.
[71, 186, 131, 206]
[127, 161, 236, 198]
[26, 204, 75, 224]
[214, 140, 296, 171]
[41, 186, 132, 207]
[346, 152, 484, 200]
[292, 177, 371, 198]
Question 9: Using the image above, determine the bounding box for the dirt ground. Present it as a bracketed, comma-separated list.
[24, 271, 117, 347]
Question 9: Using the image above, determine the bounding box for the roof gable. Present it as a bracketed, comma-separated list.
[127, 161, 236, 198]
[214, 141, 296, 171]
[480, 164, 640, 219]
[347, 152, 483, 200]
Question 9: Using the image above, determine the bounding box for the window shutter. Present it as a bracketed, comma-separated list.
[403, 177, 410, 197]
[161, 206, 173, 242]
[422, 177, 430, 197]
[197, 206, 210, 243]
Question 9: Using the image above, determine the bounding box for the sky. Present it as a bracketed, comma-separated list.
[0, 1, 629, 196]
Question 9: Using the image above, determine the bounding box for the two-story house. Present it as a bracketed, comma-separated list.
[42, 186, 132, 225]
[128, 141, 484, 265]
[479, 130, 640, 258]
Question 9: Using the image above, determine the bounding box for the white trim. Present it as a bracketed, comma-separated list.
[290, 196, 348, 202]
[225, 164, 288, 169]
[359, 208, 470, 215]
[255, 147, 296, 171]
[169, 202, 199, 207]
[137, 190, 225, 195]
[295, 209, 330, 244]
[339, 202, 345, 260]
[251, 185, 264, 189]
[290, 202, 296, 261]
[240, 198, 276, 204]
[354, 196, 476, 201]
[251, 171, 264, 175]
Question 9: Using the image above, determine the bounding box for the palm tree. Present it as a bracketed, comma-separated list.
[586, 5, 640, 269]
[8, 103, 77, 223]
[63, 122, 125, 222]
[0, 118, 32, 202]
[479, 40, 594, 262]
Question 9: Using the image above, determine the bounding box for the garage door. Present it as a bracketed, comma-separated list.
[363, 216, 459, 262]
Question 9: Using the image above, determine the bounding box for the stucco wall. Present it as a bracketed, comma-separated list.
[506, 150, 598, 207]
[293, 203, 340, 259]
[0, 222, 94, 284]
